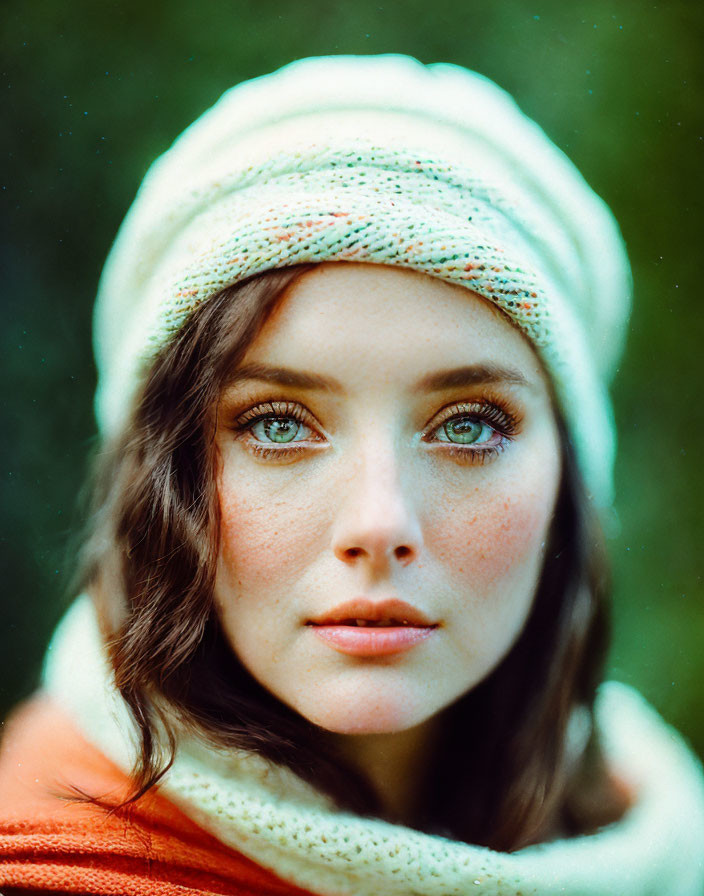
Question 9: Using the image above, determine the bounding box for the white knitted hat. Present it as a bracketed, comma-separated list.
[93, 54, 632, 507]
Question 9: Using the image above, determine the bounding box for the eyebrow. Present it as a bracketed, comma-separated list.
[225, 362, 531, 393]
[414, 364, 530, 392]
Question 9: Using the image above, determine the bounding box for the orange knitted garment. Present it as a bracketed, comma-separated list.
[0, 695, 318, 895]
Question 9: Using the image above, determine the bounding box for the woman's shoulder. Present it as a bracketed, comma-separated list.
[549, 681, 704, 890]
[0, 694, 316, 896]
[594, 679, 704, 806]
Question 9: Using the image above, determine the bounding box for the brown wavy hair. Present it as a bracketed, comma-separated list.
[77, 265, 628, 851]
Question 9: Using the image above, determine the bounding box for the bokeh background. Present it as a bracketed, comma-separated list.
[2, 1, 702, 762]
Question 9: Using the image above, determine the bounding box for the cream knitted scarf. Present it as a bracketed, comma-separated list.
[42, 596, 704, 896]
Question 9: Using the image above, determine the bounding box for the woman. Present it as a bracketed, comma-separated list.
[1, 54, 703, 895]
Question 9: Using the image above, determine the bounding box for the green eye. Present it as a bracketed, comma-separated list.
[234, 398, 516, 464]
[439, 416, 495, 446]
[442, 417, 487, 444]
[252, 417, 308, 444]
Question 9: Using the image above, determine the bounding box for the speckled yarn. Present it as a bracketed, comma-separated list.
[93, 54, 632, 507]
[43, 597, 704, 896]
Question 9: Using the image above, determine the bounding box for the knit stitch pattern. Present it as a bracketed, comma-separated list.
[0, 697, 318, 895]
[42, 597, 704, 896]
[93, 54, 632, 507]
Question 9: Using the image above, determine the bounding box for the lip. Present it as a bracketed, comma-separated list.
[309, 624, 436, 657]
[307, 597, 435, 627]
[306, 597, 438, 657]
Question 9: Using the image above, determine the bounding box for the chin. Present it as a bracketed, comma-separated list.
[294, 688, 431, 735]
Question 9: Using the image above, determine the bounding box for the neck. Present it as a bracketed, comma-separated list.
[326, 716, 443, 825]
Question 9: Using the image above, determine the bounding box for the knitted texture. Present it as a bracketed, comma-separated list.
[40, 596, 704, 896]
[93, 54, 632, 508]
[0, 697, 317, 895]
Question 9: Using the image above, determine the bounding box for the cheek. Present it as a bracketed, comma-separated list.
[217, 476, 322, 593]
[427, 467, 557, 590]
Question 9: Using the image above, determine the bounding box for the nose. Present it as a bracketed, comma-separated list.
[330, 440, 423, 573]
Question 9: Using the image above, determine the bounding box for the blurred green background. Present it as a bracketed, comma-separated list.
[2, 1, 702, 761]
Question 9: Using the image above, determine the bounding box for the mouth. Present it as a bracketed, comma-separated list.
[307, 596, 436, 628]
[306, 597, 439, 657]
[311, 618, 431, 627]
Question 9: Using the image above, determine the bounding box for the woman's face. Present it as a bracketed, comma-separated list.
[214, 263, 561, 735]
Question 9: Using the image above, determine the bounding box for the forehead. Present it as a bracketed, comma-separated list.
[240, 263, 547, 390]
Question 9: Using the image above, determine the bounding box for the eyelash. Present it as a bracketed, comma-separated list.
[230, 398, 519, 464]
[423, 400, 518, 464]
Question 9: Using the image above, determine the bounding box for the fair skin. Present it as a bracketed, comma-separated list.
[213, 263, 562, 821]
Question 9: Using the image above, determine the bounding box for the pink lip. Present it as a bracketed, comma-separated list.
[307, 596, 438, 657]
[310, 625, 436, 657]
[308, 597, 434, 627]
